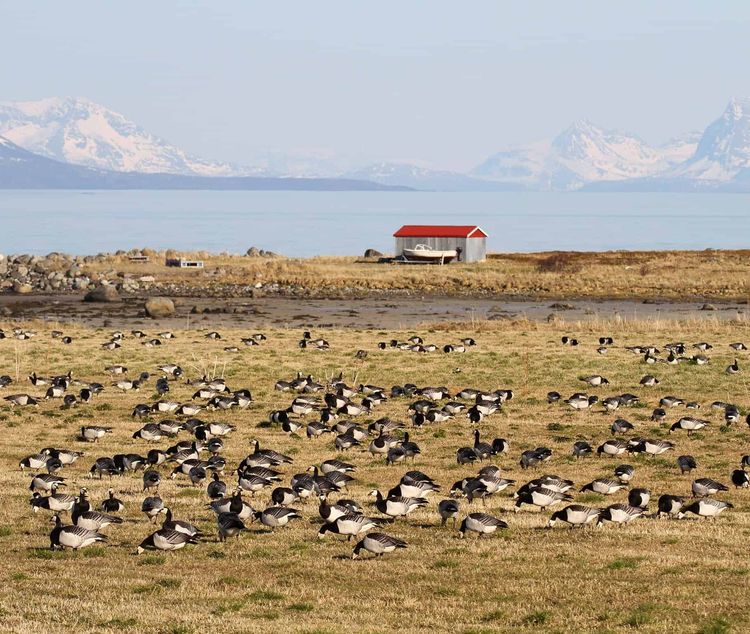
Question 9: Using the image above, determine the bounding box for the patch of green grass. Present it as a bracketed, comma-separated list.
[177, 488, 203, 498]
[481, 610, 505, 623]
[607, 557, 644, 570]
[95, 403, 113, 411]
[432, 559, 459, 569]
[100, 617, 138, 628]
[212, 599, 246, 615]
[207, 550, 226, 559]
[27, 548, 67, 560]
[623, 604, 655, 628]
[289, 603, 314, 613]
[248, 589, 284, 602]
[10, 572, 28, 581]
[0, 526, 12, 537]
[433, 429, 447, 439]
[83, 546, 107, 558]
[137, 555, 166, 566]
[521, 610, 549, 626]
[698, 616, 732, 634]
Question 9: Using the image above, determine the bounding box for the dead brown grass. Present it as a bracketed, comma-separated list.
[79, 249, 750, 301]
[0, 316, 748, 633]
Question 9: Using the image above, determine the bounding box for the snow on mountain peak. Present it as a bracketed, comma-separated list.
[0, 97, 248, 176]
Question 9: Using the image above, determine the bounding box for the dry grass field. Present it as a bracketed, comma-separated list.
[87, 249, 750, 300]
[0, 315, 748, 633]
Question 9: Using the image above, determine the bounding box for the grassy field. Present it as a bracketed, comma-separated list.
[83, 249, 750, 300]
[0, 315, 748, 633]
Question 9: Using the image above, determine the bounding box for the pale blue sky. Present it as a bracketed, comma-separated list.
[2, 1, 749, 170]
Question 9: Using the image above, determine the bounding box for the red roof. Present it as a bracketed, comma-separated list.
[393, 225, 488, 238]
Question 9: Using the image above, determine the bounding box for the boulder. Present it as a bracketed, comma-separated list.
[0, 254, 7, 276]
[84, 284, 121, 302]
[363, 249, 383, 258]
[144, 297, 175, 318]
[12, 281, 33, 294]
[246, 247, 260, 257]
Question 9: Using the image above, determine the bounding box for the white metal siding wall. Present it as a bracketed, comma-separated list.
[394, 236, 486, 262]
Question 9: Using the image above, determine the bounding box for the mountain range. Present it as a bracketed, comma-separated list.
[2, 96, 750, 191]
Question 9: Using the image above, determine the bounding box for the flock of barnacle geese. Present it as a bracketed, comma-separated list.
[2, 325, 749, 560]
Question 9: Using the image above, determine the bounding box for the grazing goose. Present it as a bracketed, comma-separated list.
[581, 479, 627, 495]
[237, 472, 273, 496]
[137, 529, 199, 553]
[657, 494, 685, 518]
[50, 515, 106, 551]
[99, 489, 124, 513]
[254, 506, 302, 530]
[30, 492, 77, 514]
[634, 439, 674, 456]
[352, 532, 407, 558]
[730, 469, 750, 488]
[598, 503, 645, 525]
[677, 455, 697, 474]
[19, 453, 49, 472]
[651, 408, 666, 423]
[692, 478, 728, 497]
[639, 375, 659, 387]
[458, 512, 508, 538]
[660, 396, 684, 408]
[514, 486, 572, 512]
[683, 499, 732, 519]
[162, 509, 202, 537]
[601, 397, 621, 412]
[572, 441, 592, 458]
[742, 455, 750, 470]
[565, 394, 598, 410]
[80, 426, 112, 443]
[389, 478, 440, 500]
[670, 417, 709, 435]
[318, 515, 387, 541]
[438, 499, 460, 527]
[141, 496, 167, 522]
[456, 447, 478, 465]
[217, 512, 246, 541]
[142, 469, 161, 492]
[614, 464, 634, 484]
[30, 473, 66, 492]
[611, 419, 634, 435]
[321, 459, 356, 475]
[729, 342, 747, 351]
[370, 490, 427, 518]
[548, 505, 600, 528]
[4, 394, 39, 406]
[628, 488, 650, 509]
[89, 457, 118, 479]
[580, 375, 609, 387]
[519, 447, 552, 469]
[207, 472, 227, 499]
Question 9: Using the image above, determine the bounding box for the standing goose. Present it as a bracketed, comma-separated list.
[80, 426, 112, 443]
[548, 505, 600, 528]
[725, 359, 740, 375]
[99, 489, 124, 513]
[142, 469, 161, 492]
[458, 512, 508, 538]
[50, 515, 106, 550]
[352, 533, 407, 558]
[207, 472, 227, 499]
[72, 496, 123, 531]
[137, 529, 198, 554]
[472, 431, 493, 460]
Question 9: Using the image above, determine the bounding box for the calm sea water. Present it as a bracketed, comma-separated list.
[0, 190, 748, 256]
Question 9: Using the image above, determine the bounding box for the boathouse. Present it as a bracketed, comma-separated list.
[393, 225, 488, 263]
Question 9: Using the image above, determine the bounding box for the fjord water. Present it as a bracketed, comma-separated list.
[0, 190, 748, 256]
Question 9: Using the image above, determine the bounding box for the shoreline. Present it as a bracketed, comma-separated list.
[1, 292, 746, 329]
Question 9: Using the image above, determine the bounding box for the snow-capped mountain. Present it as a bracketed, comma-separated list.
[0, 97, 250, 176]
[667, 98, 750, 182]
[473, 121, 694, 191]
